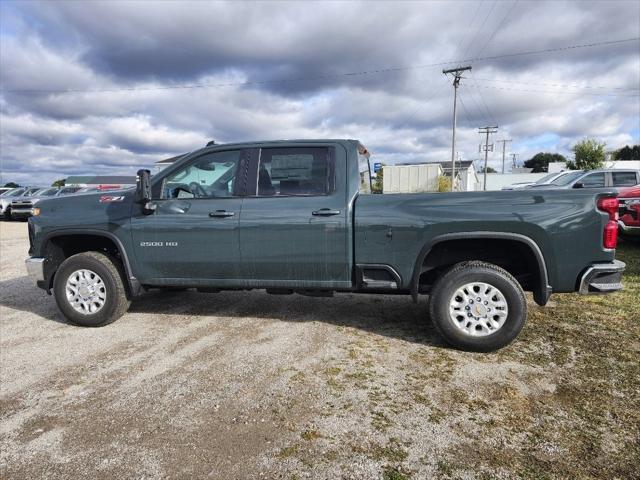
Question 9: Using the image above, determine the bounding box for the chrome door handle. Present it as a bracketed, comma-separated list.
[312, 208, 341, 216]
[209, 210, 235, 218]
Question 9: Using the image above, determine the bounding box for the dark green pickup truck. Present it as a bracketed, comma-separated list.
[26, 140, 625, 351]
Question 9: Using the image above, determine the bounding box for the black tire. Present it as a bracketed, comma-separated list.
[53, 251, 131, 327]
[5, 207, 12, 221]
[428, 261, 527, 352]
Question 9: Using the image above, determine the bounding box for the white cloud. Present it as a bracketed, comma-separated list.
[0, 0, 638, 185]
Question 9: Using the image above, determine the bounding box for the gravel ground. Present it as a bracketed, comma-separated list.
[1, 221, 638, 479]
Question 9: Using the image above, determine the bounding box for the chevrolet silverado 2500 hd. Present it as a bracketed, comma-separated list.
[25, 140, 625, 351]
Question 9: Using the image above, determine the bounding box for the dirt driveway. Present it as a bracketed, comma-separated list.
[1, 221, 638, 479]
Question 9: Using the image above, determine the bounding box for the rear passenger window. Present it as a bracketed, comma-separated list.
[612, 171, 638, 187]
[257, 147, 332, 196]
[580, 173, 605, 187]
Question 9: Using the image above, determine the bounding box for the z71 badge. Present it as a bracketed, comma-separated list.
[99, 195, 125, 203]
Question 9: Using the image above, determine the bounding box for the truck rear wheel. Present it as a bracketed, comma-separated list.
[53, 251, 131, 327]
[428, 261, 527, 352]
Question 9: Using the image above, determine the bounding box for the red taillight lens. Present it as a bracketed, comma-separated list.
[603, 221, 618, 249]
[597, 196, 619, 249]
[597, 197, 619, 219]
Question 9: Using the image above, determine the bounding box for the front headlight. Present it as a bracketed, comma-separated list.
[32, 207, 41, 216]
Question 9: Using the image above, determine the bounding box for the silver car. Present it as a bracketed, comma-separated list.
[0, 187, 40, 220]
[9, 186, 82, 220]
[528, 169, 640, 190]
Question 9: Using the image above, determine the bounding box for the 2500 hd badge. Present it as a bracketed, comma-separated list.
[139, 241, 178, 247]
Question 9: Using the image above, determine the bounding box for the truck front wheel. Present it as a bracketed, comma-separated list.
[53, 251, 131, 327]
[428, 261, 527, 352]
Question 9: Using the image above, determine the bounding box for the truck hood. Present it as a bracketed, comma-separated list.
[34, 188, 136, 228]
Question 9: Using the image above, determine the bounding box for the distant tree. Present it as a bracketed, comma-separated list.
[567, 138, 606, 171]
[523, 152, 567, 173]
[479, 166, 497, 173]
[52, 178, 66, 187]
[3, 182, 19, 188]
[612, 145, 640, 160]
[371, 164, 384, 193]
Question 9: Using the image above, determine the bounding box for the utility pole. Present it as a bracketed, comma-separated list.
[496, 139, 512, 174]
[479, 126, 499, 190]
[443, 65, 471, 191]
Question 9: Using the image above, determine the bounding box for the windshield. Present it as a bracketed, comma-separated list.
[550, 171, 584, 186]
[3, 188, 26, 197]
[59, 187, 81, 195]
[534, 172, 561, 184]
[38, 188, 59, 196]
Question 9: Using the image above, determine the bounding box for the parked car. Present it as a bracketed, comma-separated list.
[10, 186, 83, 220]
[501, 181, 537, 191]
[618, 185, 640, 238]
[501, 171, 574, 191]
[26, 139, 625, 352]
[0, 187, 41, 220]
[528, 169, 639, 190]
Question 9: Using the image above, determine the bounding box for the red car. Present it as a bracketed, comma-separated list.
[618, 185, 640, 237]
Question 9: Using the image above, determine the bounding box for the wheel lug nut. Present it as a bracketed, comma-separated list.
[465, 306, 470, 310]
[484, 301, 488, 305]
[477, 297, 481, 302]
[469, 299, 474, 304]
[467, 313, 472, 317]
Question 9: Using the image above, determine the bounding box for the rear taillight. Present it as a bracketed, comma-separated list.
[603, 221, 618, 249]
[597, 196, 619, 249]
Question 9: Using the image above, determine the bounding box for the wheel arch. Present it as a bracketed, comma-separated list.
[411, 232, 551, 306]
[41, 229, 140, 296]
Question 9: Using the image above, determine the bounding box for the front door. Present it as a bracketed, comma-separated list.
[239, 145, 351, 289]
[130, 149, 247, 283]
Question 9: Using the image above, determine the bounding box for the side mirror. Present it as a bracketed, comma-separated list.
[136, 169, 152, 202]
[573, 182, 584, 189]
[135, 169, 156, 214]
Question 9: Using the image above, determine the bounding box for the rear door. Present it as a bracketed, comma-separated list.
[238, 144, 351, 288]
[130, 149, 249, 282]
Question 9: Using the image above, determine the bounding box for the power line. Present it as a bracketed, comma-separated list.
[457, 94, 476, 127]
[461, 83, 492, 126]
[469, 83, 640, 97]
[470, 71, 498, 125]
[461, 0, 499, 60]
[470, 76, 638, 91]
[3, 37, 638, 95]
[395, 76, 451, 130]
[475, 0, 520, 56]
[455, 0, 485, 56]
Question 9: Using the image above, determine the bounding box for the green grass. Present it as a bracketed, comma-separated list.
[442, 242, 640, 478]
[275, 243, 640, 479]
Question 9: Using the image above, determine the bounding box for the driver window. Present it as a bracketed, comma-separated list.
[163, 150, 241, 199]
[580, 172, 605, 188]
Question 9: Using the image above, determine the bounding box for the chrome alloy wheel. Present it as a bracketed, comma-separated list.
[448, 282, 508, 336]
[65, 269, 107, 315]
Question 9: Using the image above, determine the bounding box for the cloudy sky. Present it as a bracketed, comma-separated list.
[1, 0, 639, 186]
